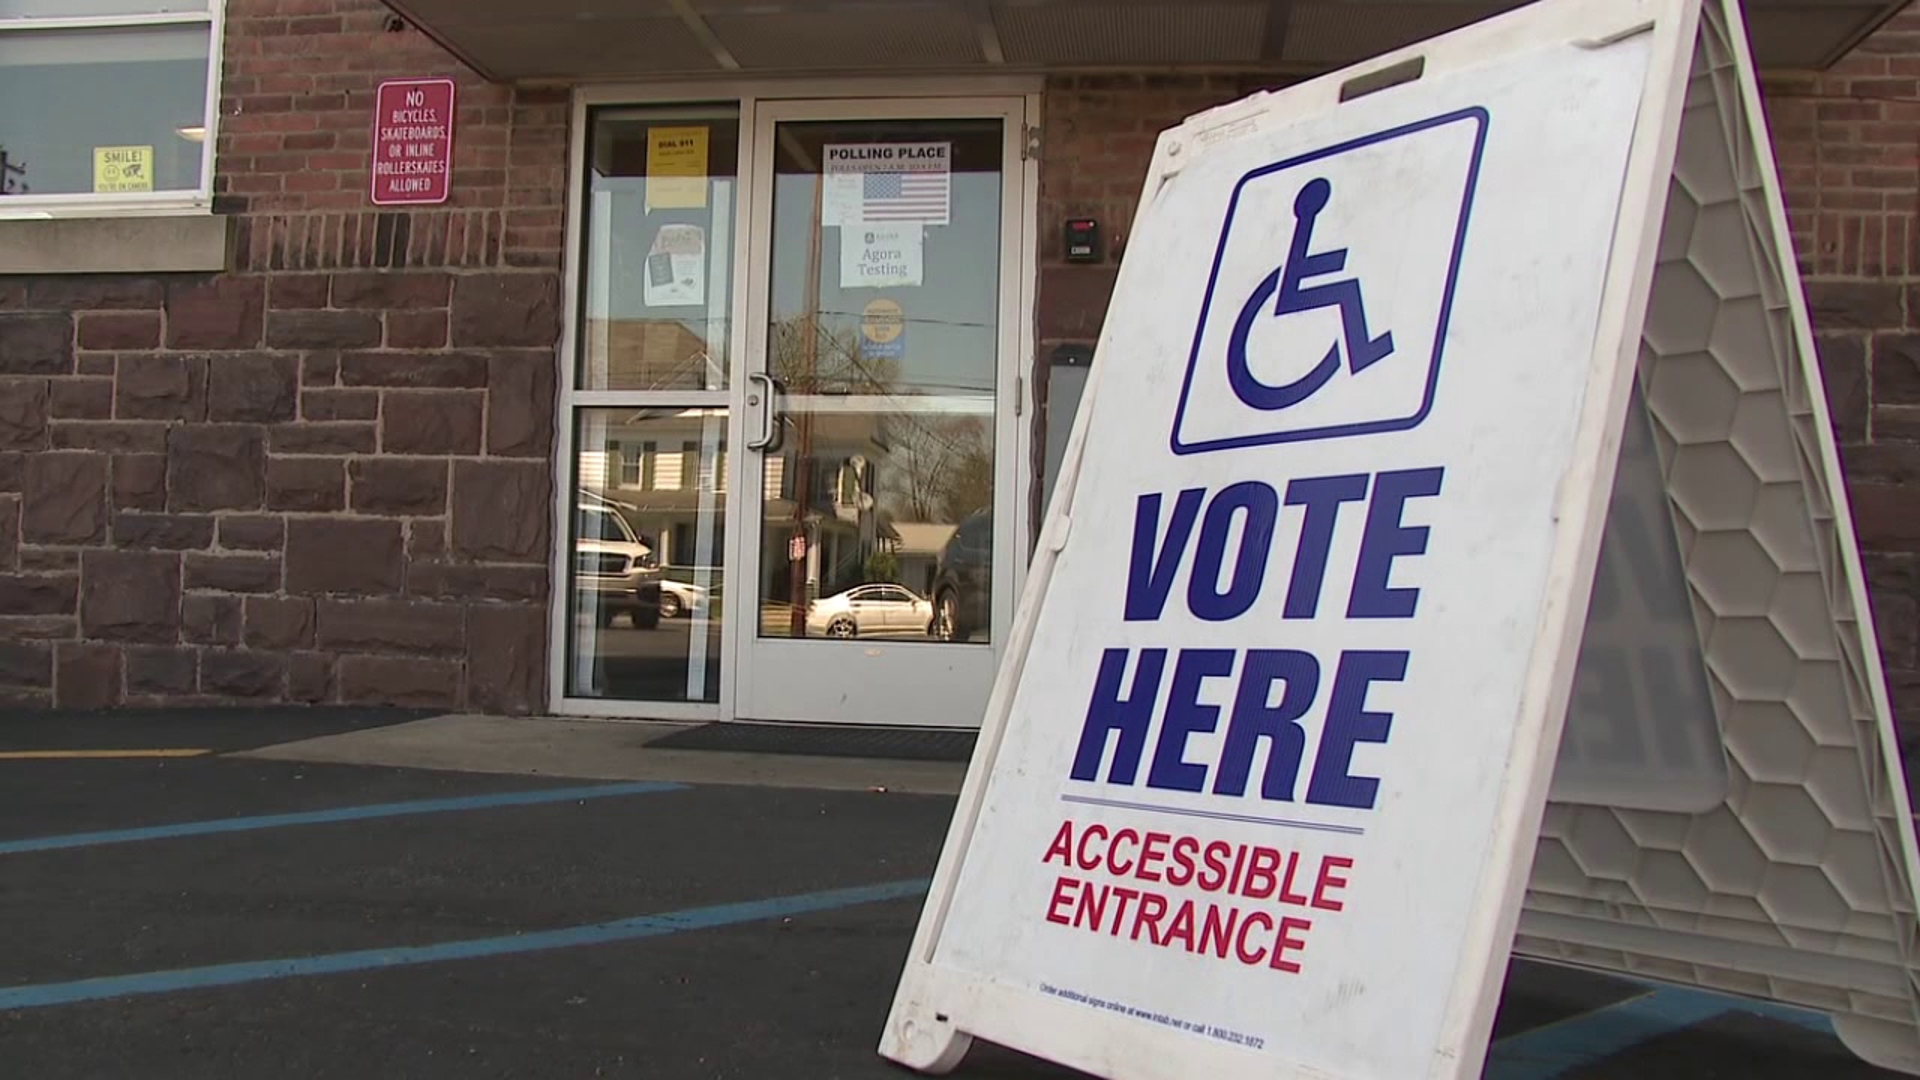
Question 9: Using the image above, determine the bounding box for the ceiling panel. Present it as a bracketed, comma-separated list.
[397, 0, 676, 28]
[450, 18, 718, 80]
[382, 0, 1911, 81]
[1745, 4, 1893, 69]
[703, 6, 983, 70]
[1281, 1, 1518, 67]
[994, 3, 1269, 65]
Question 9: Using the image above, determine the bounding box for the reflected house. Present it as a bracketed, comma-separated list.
[892, 523, 958, 599]
[576, 393, 975, 607]
[585, 317, 723, 392]
[757, 311, 995, 614]
[576, 403, 728, 580]
[760, 410, 919, 608]
[573, 318, 730, 601]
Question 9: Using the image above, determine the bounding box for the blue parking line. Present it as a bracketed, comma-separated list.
[1487, 984, 1834, 1080]
[0, 781, 690, 856]
[0, 879, 931, 1011]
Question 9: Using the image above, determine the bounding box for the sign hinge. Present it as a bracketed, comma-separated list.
[1022, 124, 1042, 161]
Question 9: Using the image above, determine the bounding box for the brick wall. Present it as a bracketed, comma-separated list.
[1030, 46, 1920, 739]
[1031, 73, 1286, 533]
[0, 0, 568, 713]
[1761, 4, 1920, 732]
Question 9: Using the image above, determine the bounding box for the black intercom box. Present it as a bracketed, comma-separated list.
[1064, 218, 1101, 263]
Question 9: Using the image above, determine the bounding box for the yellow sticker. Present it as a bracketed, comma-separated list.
[94, 146, 155, 193]
[861, 298, 905, 344]
[646, 126, 708, 210]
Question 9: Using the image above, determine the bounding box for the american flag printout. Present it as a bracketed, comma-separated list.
[822, 142, 951, 226]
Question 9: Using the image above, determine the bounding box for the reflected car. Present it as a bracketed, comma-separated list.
[930, 509, 991, 642]
[658, 579, 710, 619]
[804, 584, 933, 639]
[575, 499, 663, 629]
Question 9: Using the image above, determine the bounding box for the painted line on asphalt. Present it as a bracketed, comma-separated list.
[0, 780, 690, 856]
[0, 879, 931, 1010]
[0, 749, 212, 761]
[1487, 984, 1833, 1080]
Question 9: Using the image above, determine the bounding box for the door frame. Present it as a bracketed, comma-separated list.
[730, 94, 1034, 728]
[548, 77, 1041, 722]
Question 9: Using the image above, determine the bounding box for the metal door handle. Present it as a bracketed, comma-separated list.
[747, 372, 779, 451]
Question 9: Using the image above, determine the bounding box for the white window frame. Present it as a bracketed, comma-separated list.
[0, 3, 226, 220]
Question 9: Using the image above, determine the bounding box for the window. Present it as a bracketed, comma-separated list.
[578, 105, 739, 392]
[0, 1, 223, 216]
[620, 443, 651, 488]
[570, 118, 741, 688]
[568, 408, 729, 705]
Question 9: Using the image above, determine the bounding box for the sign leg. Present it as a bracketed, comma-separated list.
[1834, 1016, 1920, 1076]
[879, 994, 973, 1074]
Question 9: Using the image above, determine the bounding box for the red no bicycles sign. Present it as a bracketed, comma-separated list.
[370, 78, 455, 206]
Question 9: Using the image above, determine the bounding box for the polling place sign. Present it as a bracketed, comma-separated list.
[880, 0, 1920, 1075]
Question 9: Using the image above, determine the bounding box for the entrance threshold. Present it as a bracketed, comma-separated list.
[239, 715, 970, 794]
[645, 720, 977, 763]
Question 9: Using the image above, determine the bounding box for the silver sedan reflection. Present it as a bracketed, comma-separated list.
[803, 584, 934, 639]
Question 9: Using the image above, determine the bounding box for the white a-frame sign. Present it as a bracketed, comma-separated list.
[880, 0, 1920, 1075]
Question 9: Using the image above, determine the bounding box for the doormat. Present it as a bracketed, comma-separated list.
[645, 721, 977, 763]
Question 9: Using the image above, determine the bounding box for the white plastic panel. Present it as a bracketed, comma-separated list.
[1517, 3, 1920, 1067]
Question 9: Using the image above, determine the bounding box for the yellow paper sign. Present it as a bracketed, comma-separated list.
[646, 126, 708, 211]
[94, 146, 154, 193]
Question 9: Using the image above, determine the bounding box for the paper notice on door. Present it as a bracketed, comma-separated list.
[841, 224, 924, 289]
[821, 142, 951, 226]
[643, 223, 706, 307]
[823, 172, 863, 228]
[646, 126, 709, 210]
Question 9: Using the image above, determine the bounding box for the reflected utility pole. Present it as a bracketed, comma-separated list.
[789, 148, 824, 638]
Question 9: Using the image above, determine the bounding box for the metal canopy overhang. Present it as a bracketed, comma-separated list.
[378, 0, 1901, 84]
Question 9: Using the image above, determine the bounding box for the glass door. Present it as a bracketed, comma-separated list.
[734, 99, 1027, 728]
[558, 103, 743, 718]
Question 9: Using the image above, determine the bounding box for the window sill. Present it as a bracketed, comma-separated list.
[0, 213, 231, 275]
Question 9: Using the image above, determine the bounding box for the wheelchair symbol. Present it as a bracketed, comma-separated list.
[1226, 177, 1394, 411]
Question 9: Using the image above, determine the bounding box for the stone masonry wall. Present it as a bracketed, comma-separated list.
[0, 0, 568, 713]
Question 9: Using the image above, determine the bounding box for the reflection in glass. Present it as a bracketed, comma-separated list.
[568, 408, 727, 702]
[1555, 382, 1725, 810]
[755, 119, 1002, 644]
[764, 119, 1003, 398]
[579, 106, 739, 392]
[757, 407, 993, 643]
[0, 25, 210, 197]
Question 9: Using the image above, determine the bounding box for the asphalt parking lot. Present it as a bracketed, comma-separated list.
[0, 708, 1906, 1079]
